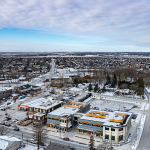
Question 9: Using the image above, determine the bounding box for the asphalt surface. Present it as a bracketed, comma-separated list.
[7, 127, 89, 150]
[137, 109, 150, 150]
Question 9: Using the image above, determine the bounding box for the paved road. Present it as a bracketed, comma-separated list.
[137, 109, 150, 150]
[7, 128, 88, 150]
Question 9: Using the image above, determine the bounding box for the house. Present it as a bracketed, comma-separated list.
[19, 84, 41, 94]
[0, 87, 13, 99]
[0, 136, 23, 150]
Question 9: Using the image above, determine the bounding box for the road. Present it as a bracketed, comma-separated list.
[137, 109, 150, 150]
[7, 128, 88, 150]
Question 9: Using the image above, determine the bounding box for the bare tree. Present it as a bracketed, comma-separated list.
[32, 124, 48, 149]
[0, 126, 9, 135]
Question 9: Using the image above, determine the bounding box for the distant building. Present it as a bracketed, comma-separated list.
[19, 84, 41, 94]
[0, 87, 12, 99]
[47, 102, 90, 131]
[77, 110, 132, 142]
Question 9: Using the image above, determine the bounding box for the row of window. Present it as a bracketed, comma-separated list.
[105, 127, 123, 131]
[29, 107, 53, 113]
[34, 116, 45, 120]
[105, 135, 123, 141]
[78, 122, 102, 128]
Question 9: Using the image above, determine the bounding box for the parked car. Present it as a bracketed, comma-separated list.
[132, 114, 137, 119]
[13, 119, 18, 122]
[63, 137, 69, 141]
[40, 142, 45, 146]
[5, 123, 11, 126]
[14, 127, 20, 131]
[7, 102, 11, 105]
[1, 108, 6, 111]
[30, 139, 38, 144]
[16, 121, 21, 124]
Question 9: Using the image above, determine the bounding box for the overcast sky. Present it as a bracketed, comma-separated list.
[0, 0, 150, 52]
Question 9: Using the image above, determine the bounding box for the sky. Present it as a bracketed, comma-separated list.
[0, 0, 150, 52]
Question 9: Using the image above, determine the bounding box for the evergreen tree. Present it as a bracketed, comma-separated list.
[89, 135, 94, 150]
[94, 84, 98, 92]
[74, 78, 78, 87]
[137, 77, 144, 88]
[88, 83, 92, 91]
[106, 75, 111, 84]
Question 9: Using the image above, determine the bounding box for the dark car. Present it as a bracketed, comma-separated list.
[6, 117, 11, 121]
[5, 123, 11, 126]
[132, 114, 137, 119]
[1, 108, 6, 111]
[7, 102, 11, 105]
[14, 127, 20, 131]
[40, 142, 45, 146]
[63, 137, 69, 141]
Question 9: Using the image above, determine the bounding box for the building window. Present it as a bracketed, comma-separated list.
[111, 136, 115, 140]
[34, 116, 36, 119]
[119, 128, 123, 131]
[119, 135, 123, 141]
[105, 127, 109, 130]
[105, 134, 109, 139]
[43, 110, 45, 113]
[38, 117, 40, 120]
[111, 128, 115, 131]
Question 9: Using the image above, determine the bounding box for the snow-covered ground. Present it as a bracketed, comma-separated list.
[131, 114, 146, 150]
[135, 113, 141, 124]
[140, 102, 146, 111]
[145, 103, 150, 110]
[18, 144, 44, 150]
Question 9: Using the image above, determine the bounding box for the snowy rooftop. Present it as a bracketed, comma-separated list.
[48, 102, 85, 116]
[48, 106, 80, 116]
[0, 87, 13, 91]
[0, 136, 22, 142]
[80, 110, 132, 127]
[21, 98, 63, 109]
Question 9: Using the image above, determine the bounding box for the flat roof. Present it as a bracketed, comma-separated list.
[79, 110, 132, 128]
[21, 98, 62, 109]
[48, 102, 86, 117]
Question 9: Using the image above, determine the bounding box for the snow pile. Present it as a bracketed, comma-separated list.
[0, 139, 8, 149]
[145, 104, 150, 111]
[18, 145, 44, 150]
[140, 102, 146, 111]
[135, 113, 141, 124]
[131, 114, 146, 150]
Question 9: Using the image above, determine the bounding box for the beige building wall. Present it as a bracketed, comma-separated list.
[103, 117, 131, 143]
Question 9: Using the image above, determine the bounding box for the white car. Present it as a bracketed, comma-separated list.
[13, 119, 18, 122]
[30, 139, 37, 144]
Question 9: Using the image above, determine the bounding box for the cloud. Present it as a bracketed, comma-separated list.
[0, 0, 150, 48]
